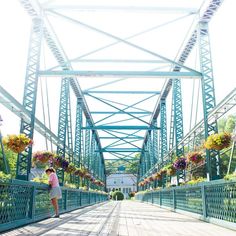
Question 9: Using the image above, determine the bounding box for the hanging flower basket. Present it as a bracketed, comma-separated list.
[33, 151, 55, 164]
[138, 182, 144, 187]
[187, 151, 204, 164]
[53, 156, 69, 170]
[154, 172, 162, 180]
[65, 163, 77, 174]
[148, 176, 154, 182]
[204, 132, 231, 150]
[74, 168, 82, 176]
[3, 134, 33, 153]
[164, 164, 176, 176]
[152, 174, 157, 181]
[173, 157, 187, 170]
[74, 168, 87, 177]
[160, 168, 167, 175]
[84, 173, 92, 179]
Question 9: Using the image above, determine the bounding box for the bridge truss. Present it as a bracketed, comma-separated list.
[0, 0, 228, 189]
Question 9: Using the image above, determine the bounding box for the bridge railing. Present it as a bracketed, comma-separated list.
[135, 179, 236, 226]
[0, 180, 108, 233]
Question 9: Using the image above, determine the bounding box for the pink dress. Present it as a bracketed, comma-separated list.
[49, 173, 62, 199]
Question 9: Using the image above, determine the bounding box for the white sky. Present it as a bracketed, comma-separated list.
[0, 0, 235, 161]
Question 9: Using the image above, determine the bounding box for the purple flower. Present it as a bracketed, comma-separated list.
[173, 157, 187, 170]
[61, 159, 69, 170]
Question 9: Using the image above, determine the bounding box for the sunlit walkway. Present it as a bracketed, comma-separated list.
[3, 201, 236, 236]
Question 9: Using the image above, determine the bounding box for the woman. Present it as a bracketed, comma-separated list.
[45, 168, 62, 218]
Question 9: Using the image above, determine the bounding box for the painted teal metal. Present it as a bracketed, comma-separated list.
[135, 180, 236, 224]
[82, 126, 159, 130]
[16, 18, 44, 181]
[198, 21, 220, 180]
[74, 100, 83, 166]
[56, 78, 70, 185]
[90, 111, 152, 114]
[160, 100, 168, 161]
[0, 180, 108, 233]
[84, 91, 161, 94]
[0, 131, 9, 174]
[39, 70, 202, 78]
[173, 79, 185, 184]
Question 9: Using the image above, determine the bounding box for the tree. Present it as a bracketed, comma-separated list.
[225, 115, 236, 133]
[0, 147, 17, 178]
[218, 115, 236, 133]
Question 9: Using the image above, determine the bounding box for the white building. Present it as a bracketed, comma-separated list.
[106, 173, 137, 199]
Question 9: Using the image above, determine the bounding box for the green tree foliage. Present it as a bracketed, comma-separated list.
[112, 191, 124, 200]
[218, 115, 236, 133]
[225, 115, 236, 133]
[105, 154, 140, 175]
[0, 147, 17, 178]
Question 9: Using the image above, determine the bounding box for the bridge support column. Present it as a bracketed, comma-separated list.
[56, 78, 70, 185]
[160, 99, 167, 187]
[199, 21, 221, 180]
[173, 79, 185, 184]
[74, 99, 83, 186]
[16, 18, 43, 180]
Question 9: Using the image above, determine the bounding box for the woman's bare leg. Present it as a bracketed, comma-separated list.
[51, 198, 59, 216]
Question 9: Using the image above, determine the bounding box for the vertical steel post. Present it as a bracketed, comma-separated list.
[160, 99, 167, 187]
[198, 21, 220, 180]
[56, 78, 70, 185]
[67, 91, 73, 163]
[173, 79, 185, 184]
[85, 121, 91, 169]
[160, 99, 168, 161]
[74, 99, 83, 185]
[16, 18, 43, 180]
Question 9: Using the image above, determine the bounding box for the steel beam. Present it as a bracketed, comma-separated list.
[91, 111, 152, 115]
[56, 78, 69, 185]
[160, 100, 168, 161]
[16, 18, 43, 181]
[199, 21, 220, 180]
[99, 136, 143, 140]
[142, 0, 224, 153]
[98, 148, 142, 153]
[74, 99, 83, 166]
[45, 5, 197, 14]
[19, 0, 106, 179]
[0, 85, 73, 154]
[84, 91, 161, 94]
[69, 59, 166, 64]
[39, 70, 201, 78]
[82, 126, 159, 130]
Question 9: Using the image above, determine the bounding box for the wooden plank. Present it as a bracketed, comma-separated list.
[3, 201, 236, 236]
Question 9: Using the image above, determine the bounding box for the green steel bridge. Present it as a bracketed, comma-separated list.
[0, 0, 236, 234]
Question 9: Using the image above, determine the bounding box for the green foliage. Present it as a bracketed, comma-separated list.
[221, 150, 236, 176]
[105, 153, 140, 175]
[112, 191, 124, 201]
[225, 115, 236, 133]
[0, 171, 11, 182]
[0, 147, 17, 178]
[31, 173, 48, 184]
[224, 172, 236, 181]
[128, 191, 135, 198]
[64, 182, 77, 189]
[218, 115, 236, 133]
[185, 177, 206, 185]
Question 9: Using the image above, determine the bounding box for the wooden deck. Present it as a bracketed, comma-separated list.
[2, 201, 236, 236]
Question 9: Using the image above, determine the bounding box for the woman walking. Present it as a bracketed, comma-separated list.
[45, 168, 62, 218]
